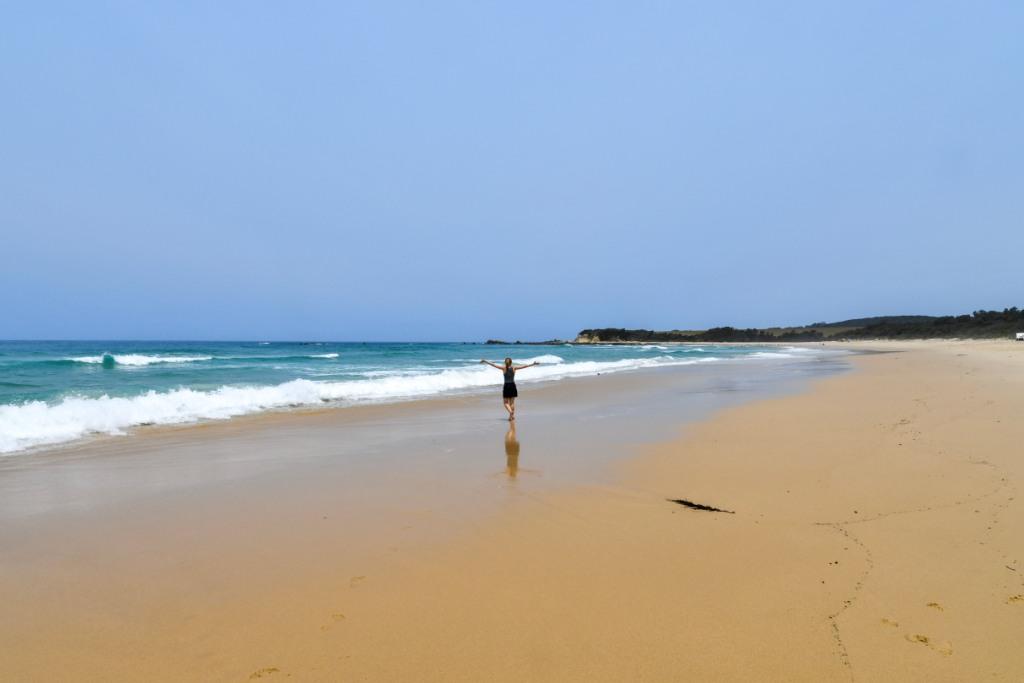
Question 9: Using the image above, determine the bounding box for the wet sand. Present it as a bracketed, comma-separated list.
[2, 342, 1023, 681]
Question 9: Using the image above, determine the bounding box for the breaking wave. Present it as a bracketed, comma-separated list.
[0, 348, 825, 454]
[67, 353, 213, 367]
[63, 352, 342, 367]
[1, 354, 695, 453]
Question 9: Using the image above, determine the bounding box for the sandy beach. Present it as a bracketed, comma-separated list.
[1, 341, 1022, 681]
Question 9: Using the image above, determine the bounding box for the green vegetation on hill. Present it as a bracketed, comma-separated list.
[814, 315, 938, 328]
[576, 327, 824, 343]
[841, 309, 1024, 339]
[576, 308, 1024, 343]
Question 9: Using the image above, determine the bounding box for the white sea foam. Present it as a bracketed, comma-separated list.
[749, 347, 814, 359]
[68, 354, 213, 366]
[0, 349, 822, 454]
[525, 354, 564, 364]
[70, 352, 342, 366]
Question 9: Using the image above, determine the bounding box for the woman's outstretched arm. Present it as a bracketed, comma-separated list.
[480, 360, 504, 370]
[512, 361, 541, 371]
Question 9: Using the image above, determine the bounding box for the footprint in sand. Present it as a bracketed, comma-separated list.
[249, 667, 280, 679]
[881, 618, 899, 628]
[1008, 595, 1023, 605]
[905, 634, 953, 656]
[926, 602, 944, 611]
[320, 612, 347, 631]
[350, 576, 366, 588]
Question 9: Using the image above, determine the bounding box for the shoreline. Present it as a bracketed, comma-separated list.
[0, 353, 847, 521]
[1, 341, 1022, 680]
[0, 344, 841, 461]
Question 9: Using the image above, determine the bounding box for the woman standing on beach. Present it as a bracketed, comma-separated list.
[480, 357, 539, 420]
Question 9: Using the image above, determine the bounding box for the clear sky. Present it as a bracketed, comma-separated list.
[2, 2, 1021, 341]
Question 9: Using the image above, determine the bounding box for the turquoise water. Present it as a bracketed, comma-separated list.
[0, 340, 818, 454]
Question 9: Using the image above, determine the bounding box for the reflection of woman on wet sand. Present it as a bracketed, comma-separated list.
[480, 357, 539, 420]
[499, 423, 539, 480]
[504, 423, 521, 478]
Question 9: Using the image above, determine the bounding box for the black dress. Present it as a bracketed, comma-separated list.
[503, 368, 518, 398]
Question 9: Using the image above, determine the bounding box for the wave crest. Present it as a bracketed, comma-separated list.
[67, 354, 213, 366]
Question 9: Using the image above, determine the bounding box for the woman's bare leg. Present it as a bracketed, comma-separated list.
[503, 398, 513, 419]
[509, 397, 516, 420]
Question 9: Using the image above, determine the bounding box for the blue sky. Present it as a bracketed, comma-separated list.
[2, 2, 1021, 340]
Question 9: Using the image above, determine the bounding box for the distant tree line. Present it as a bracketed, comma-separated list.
[841, 308, 1023, 339]
[576, 307, 1024, 343]
[575, 327, 824, 342]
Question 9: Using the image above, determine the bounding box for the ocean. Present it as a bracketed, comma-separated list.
[0, 340, 827, 454]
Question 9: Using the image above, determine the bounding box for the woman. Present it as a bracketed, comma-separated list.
[480, 357, 539, 420]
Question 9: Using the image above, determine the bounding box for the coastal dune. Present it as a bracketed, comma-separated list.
[1, 341, 1022, 681]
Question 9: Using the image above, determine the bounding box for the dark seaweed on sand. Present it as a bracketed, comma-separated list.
[668, 498, 735, 514]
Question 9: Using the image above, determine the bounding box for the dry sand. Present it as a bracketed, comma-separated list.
[1, 341, 1022, 681]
